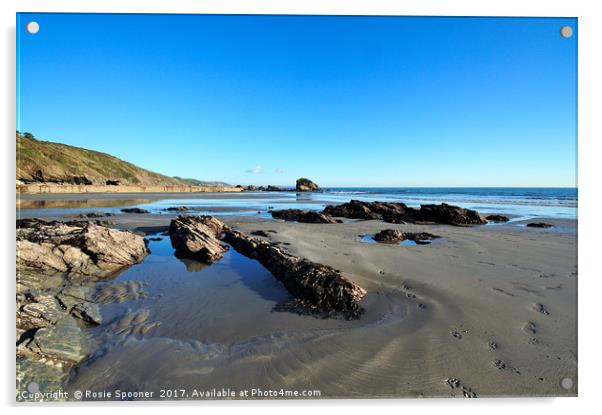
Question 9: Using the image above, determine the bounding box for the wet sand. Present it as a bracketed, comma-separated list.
[52, 215, 575, 399]
[17, 200, 577, 398]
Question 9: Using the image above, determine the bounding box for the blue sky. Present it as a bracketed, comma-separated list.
[17, 14, 577, 187]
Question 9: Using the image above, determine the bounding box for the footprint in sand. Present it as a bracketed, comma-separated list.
[493, 359, 521, 374]
[450, 329, 466, 340]
[493, 359, 506, 370]
[492, 287, 515, 297]
[488, 340, 498, 350]
[532, 303, 550, 315]
[539, 273, 556, 279]
[445, 378, 477, 398]
[523, 321, 537, 335]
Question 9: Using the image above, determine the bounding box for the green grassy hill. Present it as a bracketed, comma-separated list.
[16, 132, 185, 186]
[173, 177, 230, 187]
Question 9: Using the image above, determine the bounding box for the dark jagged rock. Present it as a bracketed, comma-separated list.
[373, 229, 440, 244]
[16, 219, 148, 276]
[81, 212, 113, 218]
[250, 230, 270, 237]
[168, 215, 228, 263]
[323, 200, 486, 225]
[120, 207, 151, 214]
[526, 222, 553, 228]
[324, 200, 409, 220]
[164, 206, 189, 212]
[296, 177, 319, 192]
[223, 230, 366, 319]
[272, 209, 338, 224]
[416, 203, 487, 225]
[266, 185, 282, 191]
[106, 179, 120, 185]
[68, 176, 93, 185]
[486, 215, 509, 222]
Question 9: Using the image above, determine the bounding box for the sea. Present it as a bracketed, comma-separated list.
[18, 187, 577, 222]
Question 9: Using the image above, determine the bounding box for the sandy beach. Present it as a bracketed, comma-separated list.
[16, 193, 577, 399]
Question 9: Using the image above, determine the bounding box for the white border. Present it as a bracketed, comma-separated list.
[2, 1, 601, 414]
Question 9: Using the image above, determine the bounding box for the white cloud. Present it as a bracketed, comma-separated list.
[245, 165, 263, 174]
[274, 168, 285, 173]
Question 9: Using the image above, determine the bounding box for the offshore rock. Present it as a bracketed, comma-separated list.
[120, 208, 150, 214]
[323, 200, 409, 220]
[323, 200, 487, 225]
[296, 178, 319, 192]
[526, 222, 553, 228]
[416, 203, 487, 225]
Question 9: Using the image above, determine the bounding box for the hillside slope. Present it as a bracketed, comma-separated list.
[16, 133, 185, 186]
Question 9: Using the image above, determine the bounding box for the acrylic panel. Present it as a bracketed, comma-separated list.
[16, 13, 577, 401]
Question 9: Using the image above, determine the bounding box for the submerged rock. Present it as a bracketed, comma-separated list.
[486, 214, 509, 222]
[373, 229, 440, 244]
[16, 219, 148, 277]
[168, 215, 228, 263]
[164, 206, 189, 212]
[120, 208, 150, 214]
[223, 230, 366, 319]
[24, 315, 90, 365]
[526, 222, 553, 228]
[323, 200, 487, 225]
[271, 209, 338, 224]
[296, 177, 319, 192]
[16, 289, 96, 394]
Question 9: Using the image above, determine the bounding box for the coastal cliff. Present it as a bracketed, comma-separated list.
[17, 183, 243, 194]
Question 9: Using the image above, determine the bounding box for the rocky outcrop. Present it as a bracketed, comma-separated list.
[323, 200, 410, 220]
[266, 185, 282, 191]
[486, 215, 509, 222]
[272, 209, 339, 224]
[16, 219, 148, 277]
[223, 230, 366, 319]
[416, 203, 487, 225]
[373, 229, 440, 244]
[526, 222, 553, 228]
[323, 200, 487, 225]
[120, 207, 150, 214]
[16, 274, 101, 395]
[296, 178, 319, 192]
[168, 215, 228, 263]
